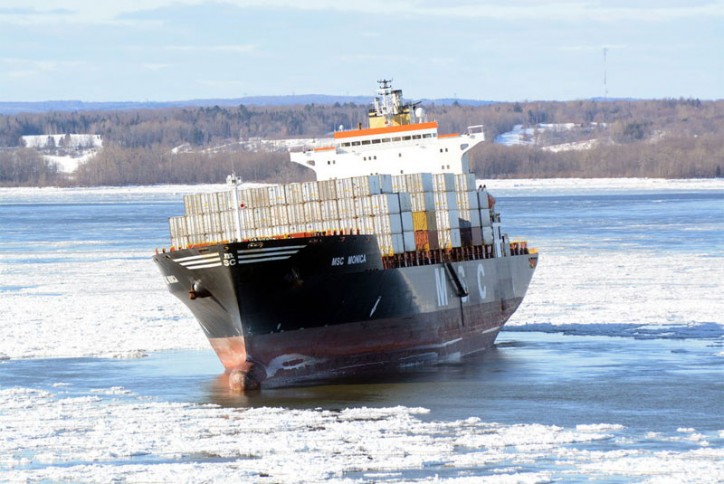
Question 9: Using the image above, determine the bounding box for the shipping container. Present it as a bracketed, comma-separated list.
[454, 173, 476, 192]
[435, 209, 461, 230]
[438, 228, 462, 249]
[400, 211, 414, 232]
[336, 197, 353, 219]
[409, 191, 435, 211]
[476, 189, 491, 210]
[284, 183, 304, 205]
[402, 230, 416, 252]
[391, 174, 406, 193]
[320, 199, 339, 221]
[271, 205, 290, 225]
[460, 227, 473, 247]
[302, 181, 320, 202]
[397, 192, 412, 212]
[456, 190, 479, 211]
[351, 175, 381, 197]
[335, 178, 354, 199]
[412, 211, 437, 231]
[267, 185, 287, 206]
[433, 191, 458, 211]
[432, 173, 456, 192]
[318, 179, 338, 200]
[373, 213, 403, 235]
[286, 203, 305, 225]
[404, 173, 434, 193]
[482, 226, 494, 245]
[379, 174, 393, 193]
[414, 230, 440, 251]
[302, 201, 322, 221]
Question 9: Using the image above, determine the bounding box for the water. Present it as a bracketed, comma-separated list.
[1, 180, 723, 482]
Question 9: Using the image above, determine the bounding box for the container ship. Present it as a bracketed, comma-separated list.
[153, 81, 538, 390]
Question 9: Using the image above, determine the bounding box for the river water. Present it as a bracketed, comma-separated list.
[1, 179, 722, 482]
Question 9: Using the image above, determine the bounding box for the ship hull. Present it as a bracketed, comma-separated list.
[153, 235, 537, 389]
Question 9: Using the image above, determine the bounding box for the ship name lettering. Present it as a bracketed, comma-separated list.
[347, 254, 367, 265]
[477, 264, 487, 300]
[331, 257, 345, 266]
[457, 265, 469, 303]
[435, 267, 449, 307]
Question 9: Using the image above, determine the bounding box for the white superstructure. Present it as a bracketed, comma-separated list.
[290, 80, 485, 181]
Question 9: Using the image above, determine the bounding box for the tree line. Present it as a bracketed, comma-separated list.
[1, 97, 722, 186]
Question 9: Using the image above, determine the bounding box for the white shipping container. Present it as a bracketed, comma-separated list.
[303, 201, 322, 221]
[432, 173, 456, 192]
[169, 216, 187, 239]
[335, 178, 354, 199]
[284, 183, 304, 205]
[436, 209, 461, 230]
[438, 228, 462, 249]
[373, 213, 403, 234]
[404, 173, 434, 193]
[391, 174, 406, 193]
[456, 190, 479, 211]
[271, 224, 290, 237]
[302, 181, 320, 202]
[434, 191, 458, 211]
[353, 196, 371, 217]
[271, 205, 289, 225]
[454, 173, 476, 192]
[204, 192, 220, 213]
[320, 199, 339, 220]
[358, 216, 375, 234]
[205, 212, 223, 233]
[351, 175, 381, 197]
[238, 208, 255, 230]
[482, 226, 494, 245]
[409, 191, 435, 211]
[237, 188, 255, 208]
[286, 203, 305, 225]
[318, 179, 338, 200]
[267, 185, 286, 206]
[376, 233, 391, 256]
[217, 191, 234, 211]
[370, 193, 401, 215]
[183, 194, 196, 215]
[220, 210, 236, 239]
[337, 197, 356, 219]
[250, 207, 269, 227]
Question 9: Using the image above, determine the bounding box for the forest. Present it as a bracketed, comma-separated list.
[1, 97, 722, 186]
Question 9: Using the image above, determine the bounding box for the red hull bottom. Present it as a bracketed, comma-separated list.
[208, 300, 521, 390]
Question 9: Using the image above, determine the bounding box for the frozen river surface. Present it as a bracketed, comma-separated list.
[1, 179, 722, 482]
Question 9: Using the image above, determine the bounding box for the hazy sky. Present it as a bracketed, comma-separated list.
[1, 1, 723, 102]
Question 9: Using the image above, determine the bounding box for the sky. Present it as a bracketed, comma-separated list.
[1, 1, 723, 102]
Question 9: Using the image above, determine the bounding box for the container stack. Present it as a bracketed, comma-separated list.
[169, 173, 497, 258]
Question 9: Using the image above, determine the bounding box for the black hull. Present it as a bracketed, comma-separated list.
[153, 235, 537, 388]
